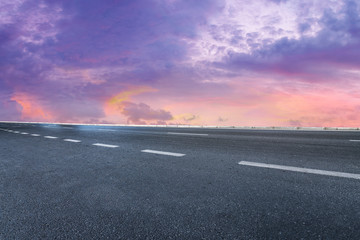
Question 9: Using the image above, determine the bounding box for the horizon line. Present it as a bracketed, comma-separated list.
[0, 121, 359, 131]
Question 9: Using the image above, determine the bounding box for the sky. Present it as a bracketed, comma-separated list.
[1, 0, 360, 127]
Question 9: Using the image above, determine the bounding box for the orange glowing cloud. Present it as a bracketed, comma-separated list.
[11, 92, 53, 121]
[171, 113, 202, 125]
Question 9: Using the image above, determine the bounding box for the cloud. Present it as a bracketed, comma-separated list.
[0, 0, 359, 127]
[287, 120, 302, 127]
[121, 102, 173, 124]
[0, 0, 224, 123]
[218, 117, 228, 122]
[39, 0, 223, 69]
[10, 92, 53, 121]
[216, 0, 360, 81]
[183, 114, 198, 122]
[0, 99, 22, 121]
[268, 0, 288, 3]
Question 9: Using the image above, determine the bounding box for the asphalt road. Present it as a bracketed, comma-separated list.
[0, 122, 359, 239]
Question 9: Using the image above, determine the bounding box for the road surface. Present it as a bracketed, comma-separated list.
[0, 122, 359, 239]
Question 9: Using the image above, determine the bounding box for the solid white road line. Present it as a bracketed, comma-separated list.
[93, 143, 119, 148]
[238, 161, 360, 180]
[350, 140, 360, 142]
[44, 136, 58, 139]
[167, 132, 209, 136]
[141, 149, 186, 157]
[31, 134, 40, 137]
[64, 139, 81, 143]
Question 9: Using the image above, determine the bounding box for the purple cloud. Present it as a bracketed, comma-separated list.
[0, 99, 21, 121]
[0, 0, 225, 122]
[218, 117, 228, 122]
[217, 0, 360, 81]
[0, 0, 359, 127]
[121, 101, 173, 124]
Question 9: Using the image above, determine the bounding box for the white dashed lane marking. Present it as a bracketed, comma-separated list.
[31, 134, 40, 137]
[20, 132, 29, 135]
[93, 143, 119, 148]
[64, 139, 81, 143]
[141, 149, 186, 157]
[44, 136, 58, 139]
[350, 140, 360, 142]
[238, 161, 360, 180]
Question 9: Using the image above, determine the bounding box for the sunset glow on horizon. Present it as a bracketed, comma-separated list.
[1, 0, 360, 127]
